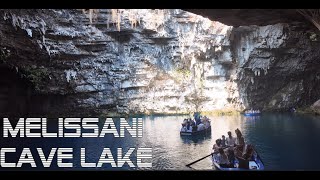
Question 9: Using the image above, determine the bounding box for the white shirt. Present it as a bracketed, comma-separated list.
[197, 123, 205, 131]
[226, 136, 236, 147]
[181, 127, 187, 132]
[204, 121, 210, 128]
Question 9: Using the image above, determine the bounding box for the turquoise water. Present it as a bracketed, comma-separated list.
[1, 113, 320, 170]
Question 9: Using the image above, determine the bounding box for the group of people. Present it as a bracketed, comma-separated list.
[212, 128, 256, 169]
[181, 113, 211, 132]
[245, 109, 261, 114]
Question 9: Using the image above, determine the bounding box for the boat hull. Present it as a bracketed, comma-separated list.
[212, 149, 265, 170]
[244, 113, 261, 116]
[180, 126, 211, 136]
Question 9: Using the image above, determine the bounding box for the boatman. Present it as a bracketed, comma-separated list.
[194, 112, 201, 125]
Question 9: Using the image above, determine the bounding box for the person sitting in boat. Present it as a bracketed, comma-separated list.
[212, 139, 222, 153]
[204, 120, 210, 129]
[197, 123, 205, 131]
[186, 121, 191, 131]
[235, 144, 255, 169]
[243, 144, 255, 161]
[226, 131, 236, 147]
[234, 144, 244, 157]
[216, 148, 231, 168]
[202, 115, 207, 121]
[233, 129, 245, 154]
[221, 135, 227, 147]
[235, 153, 249, 169]
[182, 119, 188, 125]
[198, 115, 203, 125]
[226, 148, 235, 167]
[190, 119, 196, 126]
[187, 118, 192, 124]
[181, 119, 187, 132]
[192, 124, 197, 132]
[201, 116, 205, 123]
[181, 125, 187, 132]
[206, 120, 211, 128]
[203, 116, 211, 127]
[235, 128, 245, 147]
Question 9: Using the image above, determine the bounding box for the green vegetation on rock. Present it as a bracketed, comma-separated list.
[201, 109, 240, 116]
[21, 67, 50, 91]
[296, 107, 320, 115]
[171, 68, 191, 83]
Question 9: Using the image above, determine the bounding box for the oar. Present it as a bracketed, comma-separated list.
[186, 146, 229, 167]
[186, 153, 213, 167]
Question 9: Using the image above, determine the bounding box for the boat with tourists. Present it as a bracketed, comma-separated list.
[211, 128, 264, 170]
[243, 109, 261, 116]
[186, 128, 264, 170]
[180, 113, 211, 136]
[180, 124, 211, 136]
[211, 147, 264, 170]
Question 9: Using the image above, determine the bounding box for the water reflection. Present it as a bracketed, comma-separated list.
[209, 115, 242, 142]
[180, 133, 212, 144]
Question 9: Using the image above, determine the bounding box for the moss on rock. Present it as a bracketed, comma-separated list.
[20, 66, 50, 91]
[201, 109, 240, 116]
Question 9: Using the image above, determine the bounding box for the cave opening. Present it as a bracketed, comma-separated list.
[0, 64, 31, 116]
[0, 64, 70, 117]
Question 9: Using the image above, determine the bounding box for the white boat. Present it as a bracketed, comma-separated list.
[180, 125, 211, 136]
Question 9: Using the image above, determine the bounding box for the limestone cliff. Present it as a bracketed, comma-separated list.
[0, 9, 319, 116]
[232, 23, 320, 111]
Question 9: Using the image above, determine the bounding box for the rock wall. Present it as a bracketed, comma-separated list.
[232, 23, 320, 111]
[0, 9, 320, 116]
[185, 9, 306, 27]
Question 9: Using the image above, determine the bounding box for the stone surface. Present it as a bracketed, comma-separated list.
[311, 99, 320, 114]
[185, 9, 308, 27]
[232, 23, 320, 111]
[0, 9, 320, 116]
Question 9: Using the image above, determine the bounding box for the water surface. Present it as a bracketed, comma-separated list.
[1, 113, 320, 170]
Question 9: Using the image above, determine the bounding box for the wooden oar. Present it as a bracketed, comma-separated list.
[186, 146, 230, 167]
[186, 153, 213, 167]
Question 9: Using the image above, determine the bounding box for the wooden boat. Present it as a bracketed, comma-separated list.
[212, 148, 265, 170]
[180, 125, 211, 136]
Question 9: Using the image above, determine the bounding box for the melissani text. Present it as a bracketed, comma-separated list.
[0, 118, 152, 168]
